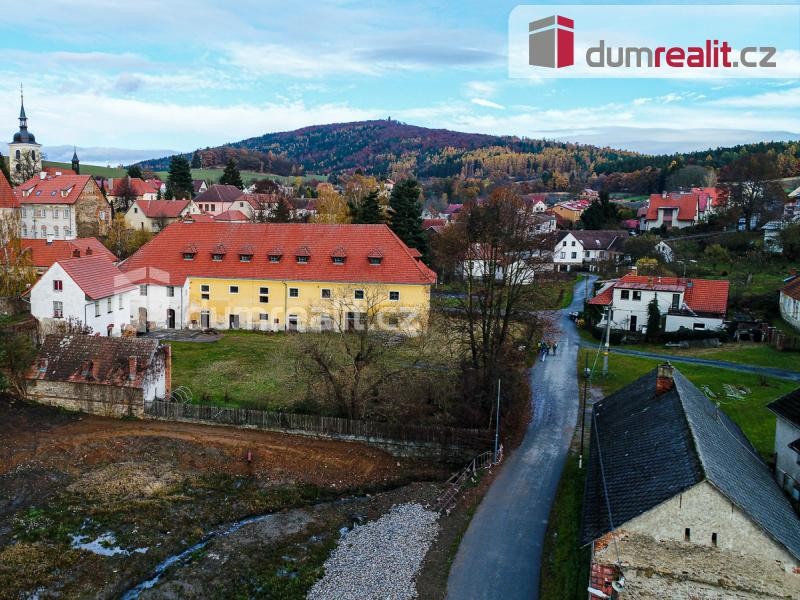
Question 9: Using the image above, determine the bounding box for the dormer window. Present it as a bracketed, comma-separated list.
[239, 243, 254, 263]
[184, 252, 195, 260]
[240, 254, 252, 262]
[331, 246, 347, 264]
[297, 255, 309, 264]
[268, 246, 283, 263]
[296, 246, 311, 264]
[368, 249, 383, 265]
[212, 253, 224, 261]
[211, 242, 227, 261]
[182, 242, 197, 260]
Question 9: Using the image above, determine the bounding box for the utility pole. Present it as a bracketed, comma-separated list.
[494, 378, 501, 463]
[602, 304, 612, 376]
[579, 353, 590, 469]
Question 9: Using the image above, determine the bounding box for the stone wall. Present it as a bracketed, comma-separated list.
[75, 180, 111, 238]
[27, 380, 144, 418]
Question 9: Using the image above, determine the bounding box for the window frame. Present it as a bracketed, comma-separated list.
[389, 291, 400, 301]
[289, 287, 299, 298]
[354, 289, 365, 300]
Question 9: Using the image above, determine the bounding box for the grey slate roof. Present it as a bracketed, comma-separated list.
[582, 368, 800, 560]
[558, 230, 629, 251]
[768, 387, 800, 428]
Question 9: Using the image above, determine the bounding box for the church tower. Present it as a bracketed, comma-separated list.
[71, 147, 80, 174]
[9, 84, 42, 185]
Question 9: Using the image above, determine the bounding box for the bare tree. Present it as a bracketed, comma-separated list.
[292, 285, 430, 420]
[110, 176, 139, 214]
[14, 150, 38, 184]
[719, 153, 786, 231]
[0, 212, 36, 297]
[433, 187, 558, 412]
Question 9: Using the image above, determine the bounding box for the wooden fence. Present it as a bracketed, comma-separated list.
[145, 400, 491, 459]
[765, 327, 800, 352]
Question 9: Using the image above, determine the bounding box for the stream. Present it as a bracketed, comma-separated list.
[119, 512, 282, 600]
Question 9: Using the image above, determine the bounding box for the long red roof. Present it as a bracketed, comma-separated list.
[588, 273, 729, 314]
[120, 222, 437, 286]
[57, 255, 135, 300]
[15, 174, 95, 205]
[135, 199, 191, 218]
[0, 170, 16, 209]
[21, 238, 116, 268]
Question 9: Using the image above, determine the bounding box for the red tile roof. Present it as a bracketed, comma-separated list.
[57, 255, 135, 300]
[107, 177, 158, 198]
[0, 170, 16, 209]
[194, 184, 243, 204]
[120, 222, 437, 286]
[43, 167, 76, 176]
[422, 218, 447, 229]
[15, 174, 95, 205]
[135, 199, 191, 218]
[214, 209, 248, 222]
[21, 238, 116, 268]
[588, 273, 730, 315]
[782, 276, 800, 302]
[646, 193, 699, 221]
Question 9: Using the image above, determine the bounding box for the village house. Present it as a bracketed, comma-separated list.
[553, 230, 629, 272]
[639, 187, 719, 232]
[551, 199, 591, 225]
[15, 173, 111, 240]
[780, 275, 800, 332]
[583, 364, 800, 600]
[26, 334, 170, 418]
[124, 198, 198, 232]
[193, 184, 248, 215]
[589, 272, 729, 334]
[29, 255, 134, 336]
[654, 240, 675, 263]
[193, 179, 208, 195]
[768, 387, 800, 499]
[119, 221, 436, 334]
[105, 177, 161, 211]
[20, 237, 116, 274]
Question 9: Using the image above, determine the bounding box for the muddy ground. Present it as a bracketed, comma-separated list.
[0, 399, 451, 599]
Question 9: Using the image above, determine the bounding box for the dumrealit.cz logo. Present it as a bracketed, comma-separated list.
[510, 5, 800, 79]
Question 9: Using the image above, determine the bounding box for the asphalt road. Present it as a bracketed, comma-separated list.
[445, 276, 594, 600]
[578, 344, 800, 382]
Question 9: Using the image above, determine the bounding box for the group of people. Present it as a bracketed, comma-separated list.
[538, 340, 558, 361]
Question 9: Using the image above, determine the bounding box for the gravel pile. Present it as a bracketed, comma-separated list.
[307, 503, 439, 600]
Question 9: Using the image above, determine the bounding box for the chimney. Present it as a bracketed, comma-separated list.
[128, 356, 137, 381]
[72, 248, 81, 258]
[656, 362, 675, 396]
[46, 234, 54, 245]
[85, 247, 93, 256]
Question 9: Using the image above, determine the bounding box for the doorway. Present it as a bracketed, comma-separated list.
[167, 308, 176, 329]
[629, 315, 638, 332]
[229, 314, 240, 329]
[200, 310, 210, 329]
[137, 307, 148, 333]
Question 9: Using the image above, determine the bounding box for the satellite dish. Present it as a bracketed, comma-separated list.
[611, 577, 626, 592]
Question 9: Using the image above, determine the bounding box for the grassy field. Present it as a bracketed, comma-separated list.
[579, 348, 798, 458]
[620, 342, 799, 372]
[43, 160, 326, 185]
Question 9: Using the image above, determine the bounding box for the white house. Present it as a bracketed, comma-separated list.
[639, 188, 719, 232]
[768, 389, 800, 500]
[780, 275, 800, 333]
[30, 255, 135, 336]
[553, 231, 629, 272]
[124, 199, 198, 232]
[588, 273, 730, 333]
[654, 240, 675, 263]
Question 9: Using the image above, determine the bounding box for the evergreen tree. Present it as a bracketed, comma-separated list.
[579, 190, 620, 230]
[166, 155, 193, 199]
[646, 296, 662, 342]
[389, 179, 426, 255]
[191, 150, 202, 169]
[353, 190, 382, 224]
[126, 164, 143, 179]
[219, 158, 243, 189]
[269, 198, 292, 223]
[0, 151, 10, 185]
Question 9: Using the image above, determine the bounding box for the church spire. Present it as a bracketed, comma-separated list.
[19, 83, 27, 125]
[71, 146, 80, 175]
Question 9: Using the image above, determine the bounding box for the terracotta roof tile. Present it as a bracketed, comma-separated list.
[782, 276, 800, 302]
[15, 174, 95, 206]
[135, 199, 190, 218]
[21, 238, 116, 268]
[0, 170, 17, 209]
[57, 255, 135, 300]
[120, 222, 436, 286]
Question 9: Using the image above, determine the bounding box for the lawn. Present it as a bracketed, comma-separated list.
[43, 161, 126, 178]
[579, 348, 798, 458]
[620, 342, 799, 372]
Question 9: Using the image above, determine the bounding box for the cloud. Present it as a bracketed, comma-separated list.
[709, 86, 800, 108]
[471, 98, 504, 110]
[359, 45, 502, 67]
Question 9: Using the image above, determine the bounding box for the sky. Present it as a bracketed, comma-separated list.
[0, 0, 798, 164]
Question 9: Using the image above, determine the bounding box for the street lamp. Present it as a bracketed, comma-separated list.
[675, 259, 697, 278]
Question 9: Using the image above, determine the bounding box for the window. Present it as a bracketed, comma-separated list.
[259, 286, 269, 303]
[562, 241, 567, 247]
[167, 286, 175, 297]
[570, 252, 577, 259]
[354, 289, 364, 300]
[51, 208, 58, 219]
[684, 528, 691, 542]
[289, 287, 299, 298]
[94, 301, 100, 317]
[134, 207, 138, 214]
[711, 533, 717, 547]
[368, 256, 382, 265]
[321, 288, 331, 299]
[571, 241, 576, 247]
[389, 291, 400, 301]
[140, 284, 148, 296]
[22, 225, 27, 237]
[259, 313, 269, 321]
[332, 256, 345, 264]
[99, 211, 106, 221]
[239, 254, 252, 263]
[559, 252, 565, 259]
[620, 290, 630, 300]
[693, 322, 706, 330]
[584, 251, 590, 258]
[183, 252, 195, 260]
[53, 301, 63, 318]
[15, 150, 20, 159]
[201, 284, 210, 300]
[107, 298, 113, 313]
[54, 225, 59, 236]
[63, 228, 71, 237]
[212, 253, 224, 261]
[53, 280, 63, 292]
[672, 293, 680, 310]
[632, 291, 642, 301]
[269, 255, 281, 263]
[118, 295, 123, 310]
[64, 208, 70, 219]
[229, 285, 239, 294]
[296, 255, 309, 264]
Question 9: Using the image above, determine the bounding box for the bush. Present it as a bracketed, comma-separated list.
[660, 327, 730, 343]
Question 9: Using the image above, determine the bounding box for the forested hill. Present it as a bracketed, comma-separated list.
[136, 119, 640, 180]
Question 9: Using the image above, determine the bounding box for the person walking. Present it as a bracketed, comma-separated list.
[552, 341, 558, 356]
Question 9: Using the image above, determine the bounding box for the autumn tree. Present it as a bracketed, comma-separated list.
[434, 187, 557, 416]
[389, 179, 426, 255]
[0, 213, 36, 296]
[665, 165, 716, 191]
[313, 183, 350, 224]
[104, 213, 151, 259]
[219, 158, 243, 189]
[110, 176, 138, 214]
[719, 153, 785, 231]
[166, 155, 193, 199]
[343, 173, 379, 213]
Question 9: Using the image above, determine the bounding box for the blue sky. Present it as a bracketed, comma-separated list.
[0, 0, 798, 163]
